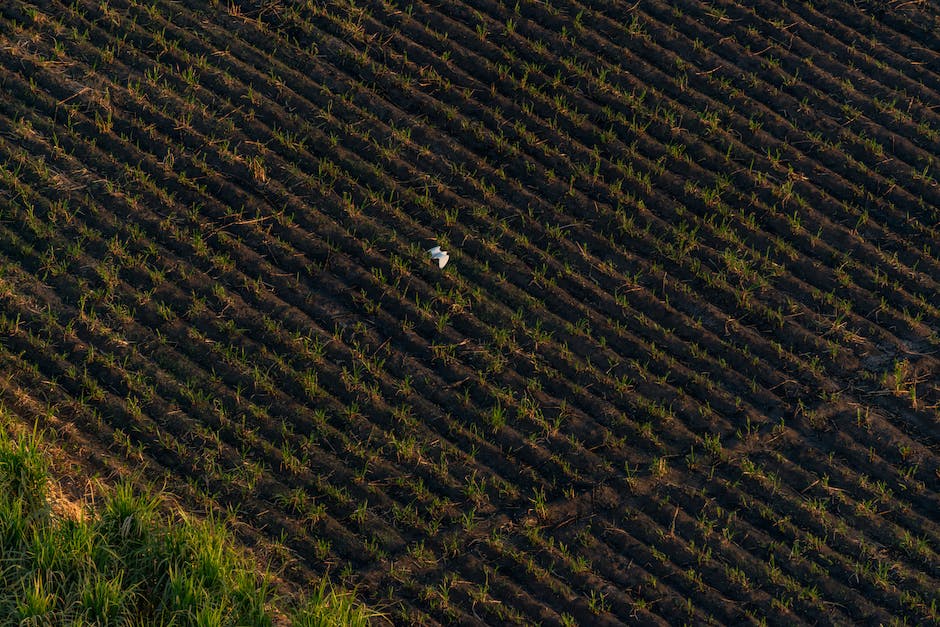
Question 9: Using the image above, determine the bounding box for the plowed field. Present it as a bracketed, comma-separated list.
[1, 0, 938, 624]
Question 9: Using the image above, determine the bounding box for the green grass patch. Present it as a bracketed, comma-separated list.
[0, 423, 375, 626]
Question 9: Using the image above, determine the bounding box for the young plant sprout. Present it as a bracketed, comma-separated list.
[428, 245, 450, 269]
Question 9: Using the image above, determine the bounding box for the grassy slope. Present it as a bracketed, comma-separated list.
[0, 412, 375, 626]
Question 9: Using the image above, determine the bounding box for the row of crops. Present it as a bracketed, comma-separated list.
[1, 0, 937, 623]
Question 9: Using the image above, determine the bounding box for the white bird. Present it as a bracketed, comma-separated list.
[427, 245, 449, 269]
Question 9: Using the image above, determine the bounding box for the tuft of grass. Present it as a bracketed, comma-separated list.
[0, 424, 48, 514]
[0, 421, 378, 625]
[292, 579, 377, 627]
